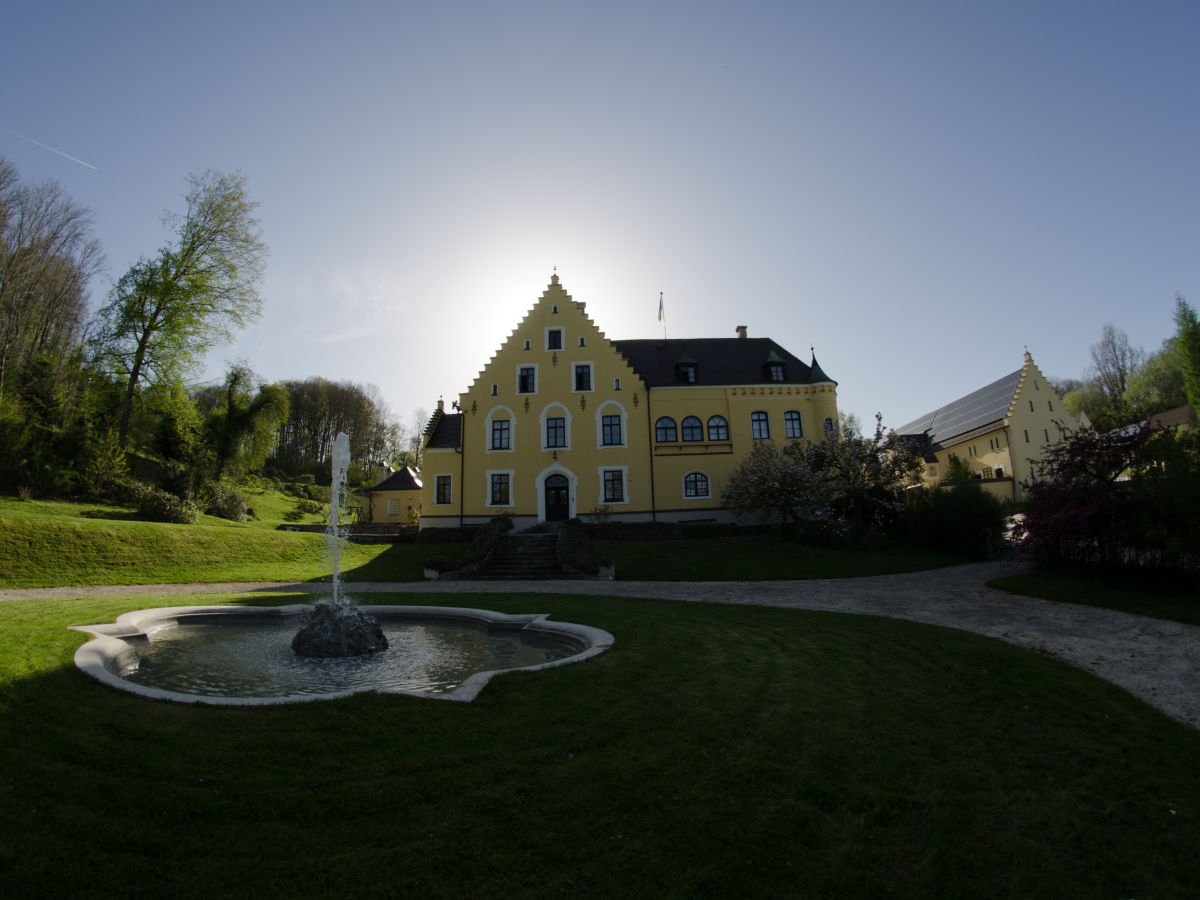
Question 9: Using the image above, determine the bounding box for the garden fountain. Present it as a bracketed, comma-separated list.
[72, 433, 612, 704]
[290, 432, 389, 658]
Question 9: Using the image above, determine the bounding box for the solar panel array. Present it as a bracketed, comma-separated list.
[896, 369, 1022, 444]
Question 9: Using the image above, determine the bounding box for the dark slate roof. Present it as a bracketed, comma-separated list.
[425, 412, 461, 449]
[896, 369, 1021, 444]
[368, 466, 422, 492]
[612, 338, 835, 387]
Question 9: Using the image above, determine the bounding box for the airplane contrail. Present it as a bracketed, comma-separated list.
[2, 129, 98, 170]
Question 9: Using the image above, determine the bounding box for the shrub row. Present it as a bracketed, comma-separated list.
[424, 517, 513, 574]
[556, 518, 609, 575]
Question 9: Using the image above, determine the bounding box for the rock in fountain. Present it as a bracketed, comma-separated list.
[292, 431, 389, 658]
[291, 598, 388, 657]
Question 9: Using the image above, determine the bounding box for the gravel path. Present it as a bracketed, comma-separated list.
[4, 561, 1197, 729]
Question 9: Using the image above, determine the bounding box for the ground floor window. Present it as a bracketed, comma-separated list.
[683, 471, 710, 498]
[603, 469, 625, 503]
[489, 472, 511, 506]
[387, 498, 403, 516]
[435, 475, 452, 505]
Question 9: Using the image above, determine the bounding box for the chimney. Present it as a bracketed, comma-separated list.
[436, 397, 444, 413]
[735, 325, 748, 339]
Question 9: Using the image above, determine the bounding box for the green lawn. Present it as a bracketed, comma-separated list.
[1, 591, 1197, 897]
[990, 565, 1200, 626]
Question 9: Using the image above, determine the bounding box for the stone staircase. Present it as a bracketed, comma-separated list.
[462, 528, 578, 580]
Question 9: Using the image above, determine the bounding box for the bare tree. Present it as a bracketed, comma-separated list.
[1089, 324, 1145, 403]
[0, 158, 103, 397]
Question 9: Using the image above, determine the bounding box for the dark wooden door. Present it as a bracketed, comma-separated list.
[545, 474, 569, 521]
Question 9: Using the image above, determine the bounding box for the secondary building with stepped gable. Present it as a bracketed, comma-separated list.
[895, 351, 1090, 502]
[417, 274, 839, 529]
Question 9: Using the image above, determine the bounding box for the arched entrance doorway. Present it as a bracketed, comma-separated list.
[544, 474, 569, 522]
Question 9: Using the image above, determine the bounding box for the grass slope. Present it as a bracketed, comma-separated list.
[0, 497, 457, 586]
[1, 592, 1197, 897]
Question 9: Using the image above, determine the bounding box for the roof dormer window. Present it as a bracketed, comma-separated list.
[676, 351, 698, 384]
[765, 350, 786, 382]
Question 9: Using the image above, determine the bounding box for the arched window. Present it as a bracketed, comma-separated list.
[784, 410, 803, 439]
[707, 415, 729, 441]
[655, 416, 677, 442]
[681, 416, 703, 441]
[683, 471, 710, 498]
[751, 411, 770, 439]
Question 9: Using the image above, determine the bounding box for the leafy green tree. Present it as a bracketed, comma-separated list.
[1124, 337, 1186, 417]
[90, 170, 266, 447]
[941, 454, 974, 483]
[1174, 294, 1200, 413]
[202, 364, 289, 479]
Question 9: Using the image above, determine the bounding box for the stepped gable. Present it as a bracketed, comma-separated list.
[896, 369, 1022, 445]
[611, 337, 828, 387]
[462, 273, 644, 399]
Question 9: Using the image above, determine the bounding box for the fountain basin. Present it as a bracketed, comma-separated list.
[72, 604, 614, 705]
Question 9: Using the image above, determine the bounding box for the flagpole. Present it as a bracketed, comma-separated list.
[658, 291, 666, 339]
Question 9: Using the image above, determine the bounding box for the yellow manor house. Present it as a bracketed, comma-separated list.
[417, 274, 839, 529]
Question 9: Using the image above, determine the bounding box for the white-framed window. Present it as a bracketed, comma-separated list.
[485, 406, 515, 454]
[491, 418, 510, 450]
[517, 364, 538, 394]
[539, 403, 571, 451]
[387, 498, 403, 516]
[546, 327, 563, 350]
[784, 410, 803, 439]
[596, 402, 628, 448]
[751, 411, 770, 439]
[487, 470, 514, 507]
[683, 471, 710, 499]
[434, 475, 452, 505]
[707, 415, 729, 441]
[613, 377, 621, 390]
[573, 362, 593, 392]
[599, 466, 629, 504]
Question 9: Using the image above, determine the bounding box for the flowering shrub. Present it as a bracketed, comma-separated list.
[722, 414, 923, 540]
[1014, 422, 1200, 570]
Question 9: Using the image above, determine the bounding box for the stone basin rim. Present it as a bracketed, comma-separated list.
[71, 604, 615, 706]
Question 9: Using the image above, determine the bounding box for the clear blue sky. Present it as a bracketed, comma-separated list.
[4, 1, 1197, 433]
